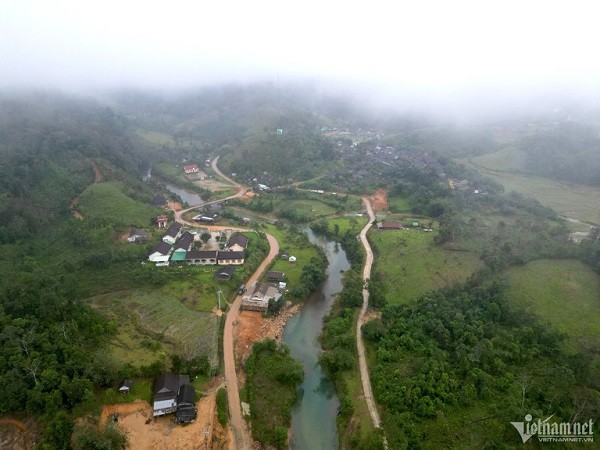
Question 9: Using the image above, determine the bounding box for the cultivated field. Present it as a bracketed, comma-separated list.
[501, 259, 600, 352]
[93, 290, 219, 367]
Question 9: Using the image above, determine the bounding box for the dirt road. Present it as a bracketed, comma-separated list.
[223, 233, 279, 449]
[173, 156, 279, 448]
[357, 197, 386, 440]
[175, 155, 247, 226]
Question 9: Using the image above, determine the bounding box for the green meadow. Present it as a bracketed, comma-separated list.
[501, 259, 600, 352]
[263, 224, 321, 288]
[78, 182, 162, 226]
[369, 227, 483, 304]
[463, 155, 600, 225]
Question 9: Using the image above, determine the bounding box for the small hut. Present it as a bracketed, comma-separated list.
[118, 379, 133, 394]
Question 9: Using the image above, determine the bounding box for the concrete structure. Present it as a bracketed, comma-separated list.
[241, 282, 281, 312]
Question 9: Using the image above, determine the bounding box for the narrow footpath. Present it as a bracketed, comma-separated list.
[357, 197, 387, 444]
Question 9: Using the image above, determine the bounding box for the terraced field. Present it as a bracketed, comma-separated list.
[93, 290, 219, 367]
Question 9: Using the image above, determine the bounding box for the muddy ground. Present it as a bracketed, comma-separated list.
[99, 379, 230, 450]
[366, 188, 389, 211]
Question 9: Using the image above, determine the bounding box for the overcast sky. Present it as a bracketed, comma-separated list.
[2, 0, 600, 109]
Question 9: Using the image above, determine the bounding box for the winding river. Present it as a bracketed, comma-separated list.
[283, 228, 349, 449]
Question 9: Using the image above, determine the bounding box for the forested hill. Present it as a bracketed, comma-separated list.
[0, 92, 154, 242]
[110, 84, 340, 181]
[519, 122, 600, 186]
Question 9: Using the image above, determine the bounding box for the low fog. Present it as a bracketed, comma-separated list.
[3, 0, 600, 120]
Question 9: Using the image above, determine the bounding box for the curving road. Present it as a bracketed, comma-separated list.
[172, 155, 277, 449]
[357, 197, 385, 437]
[175, 155, 247, 225]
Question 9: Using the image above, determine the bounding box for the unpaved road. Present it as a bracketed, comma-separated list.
[357, 197, 385, 436]
[173, 155, 278, 449]
[223, 233, 279, 449]
[175, 155, 247, 226]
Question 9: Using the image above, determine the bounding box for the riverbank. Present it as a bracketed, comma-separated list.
[234, 302, 302, 364]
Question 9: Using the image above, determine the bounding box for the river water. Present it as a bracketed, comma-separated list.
[283, 228, 349, 449]
[163, 183, 204, 207]
[144, 168, 205, 207]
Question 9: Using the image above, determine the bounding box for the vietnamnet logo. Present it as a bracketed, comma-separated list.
[511, 414, 594, 443]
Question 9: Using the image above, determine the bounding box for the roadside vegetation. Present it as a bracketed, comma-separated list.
[245, 340, 304, 450]
[365, 282, 600, 448]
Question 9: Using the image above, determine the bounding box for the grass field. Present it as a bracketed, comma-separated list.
[471, 145, 527, 172]
[275, 199, 338, 218]
[387, 195, 411, 213]
[501, 259, 600, 352]
[135, 128, 176, 146]
[164, 273, 239, 311]
[78, 182, 162, 226]
[93, 290, 219, 367]
[72, 378, 154, 418]
[154, 162, 192, 185]
[263, 224, 320, 288]
[462, 157, 600, 225]
[326, 216, 368, 236]
[369, 228, 483, 304]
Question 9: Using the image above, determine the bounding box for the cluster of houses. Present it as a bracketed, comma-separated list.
[148, 218, 249, 274]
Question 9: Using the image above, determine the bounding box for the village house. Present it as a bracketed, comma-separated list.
[226, 233, 249, 252]
[152, 373, 196, 423]
[217, 251, 245, 265]
[171, 231, 194, 262]
[156, 215, 169, 228]
[127, 228, 149, 243]
[185, 250, 218, 265]
[148, 241, 172, 264]
[377, 221, 404, 230]
[175, 384, 197, 423]
[266, 271, 285, 282]
[183, 163, 199, 174]
[241, 282, 282, 312]
[215, 265, 236, 281]
[162, 222, 183, 244]
[118, 379, 132, 394]
[192, 213, 220, 223]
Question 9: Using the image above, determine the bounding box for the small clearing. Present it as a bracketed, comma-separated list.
[367, 189, 388, 211]
[99, 382, 230, 450]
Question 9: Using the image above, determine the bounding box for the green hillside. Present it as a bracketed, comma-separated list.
[501, 259, 600, 352]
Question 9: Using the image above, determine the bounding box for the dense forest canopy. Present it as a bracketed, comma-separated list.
[365, 283, 600, 447]
[520, 122, 600, 186]
[0, 92, 156, 243]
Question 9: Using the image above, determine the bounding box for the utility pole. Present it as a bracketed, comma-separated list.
[217, 290, 223, 311]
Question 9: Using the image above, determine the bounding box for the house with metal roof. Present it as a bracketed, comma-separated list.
[149, 241, 172, 264]
[217, 251, 245, 265]
[186, 250, 218, 265]
[162, 222, 183, 244]
[153, 373, 190, 417]
[241, 282, 282, 312]
[227, 233, 249, 252]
